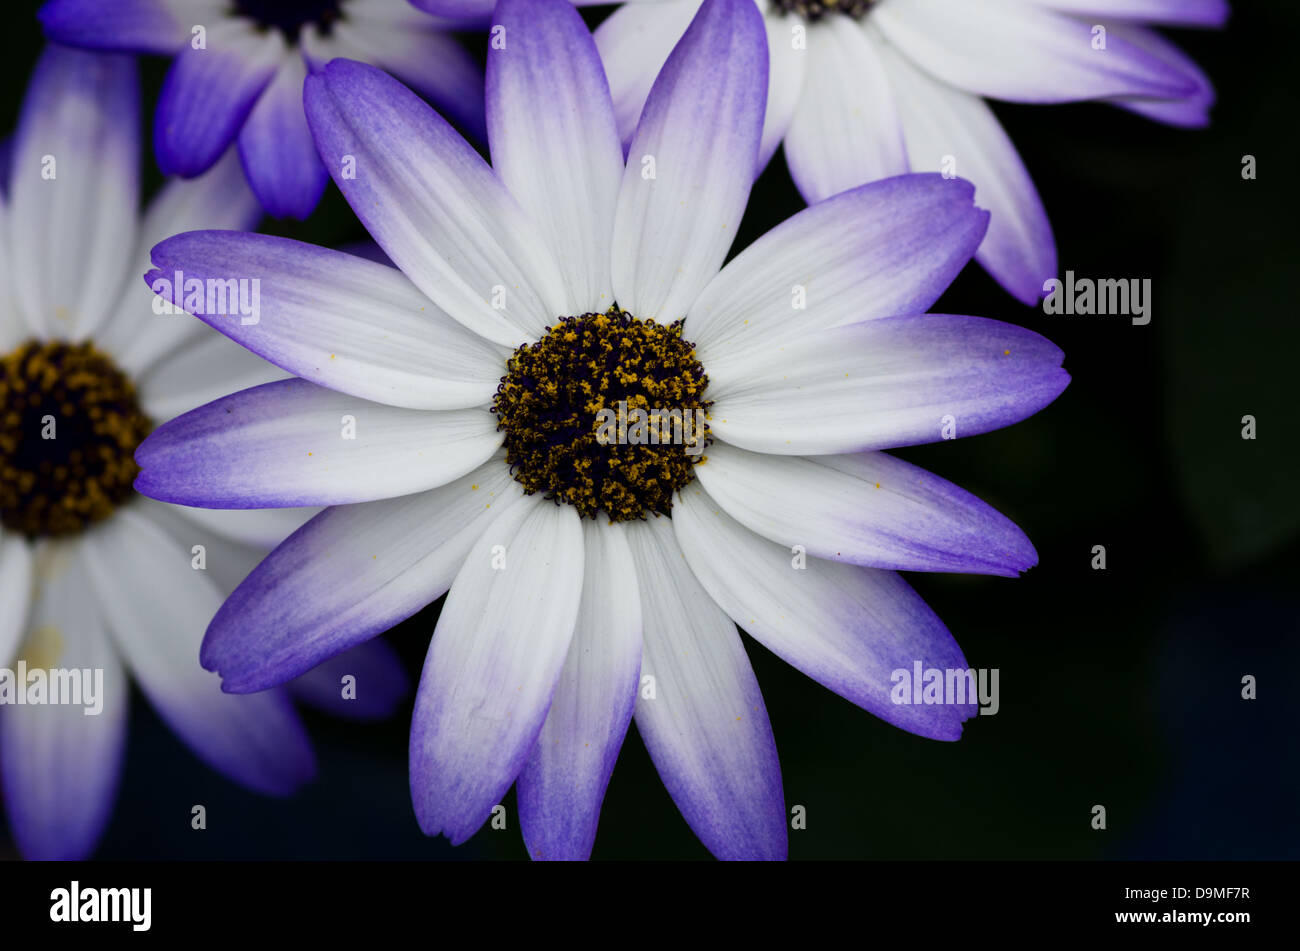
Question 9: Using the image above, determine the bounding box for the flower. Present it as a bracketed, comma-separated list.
[546, 0, 1226, 305]
[0, 45, 407, 861]
[135, 0, 1069, 860]
[38, 0, 488, 219]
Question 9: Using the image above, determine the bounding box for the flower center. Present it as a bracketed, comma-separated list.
[0, 340, 152, 539]
[491, 308, 712, 523]
[771, 0, 879, 23]
[235, 0, 345, 38]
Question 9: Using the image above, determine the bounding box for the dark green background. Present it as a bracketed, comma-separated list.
[2, 0, 1295, 860]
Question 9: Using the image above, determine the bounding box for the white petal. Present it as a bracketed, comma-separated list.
[783, 17, 907, 204]
[135, 379, 503, 508]
[139, 329, 289, 423]
[688, 174, 987, 367]
[0, 202, 23, 352]
[872, 0, 1197, 102]
[706, 313, 1069, 453]
[7, 48, 139, 340]
[593, 0, 702, 148]
[143, 231, 507, 411]
[410, 494, 585, 845]
[517, 516, 642, 860]
[200, 457, 526, 693]
[487, 0, 625, 314]
[673, 482, 975, 740]
[96, 149, 261, 376]
[624, 515, 786, 860]
[759, 10, 809, 171]
[0, 531, 33, 668]
[159, 499, 318, 551]
[304, 59, 567, 348]
[695, 442, 1039, 576]
[874, 31, 1055, 305]
[0, 542, 129, 860]
[610, 0, 768, 323]
[82, 505, 316, 795]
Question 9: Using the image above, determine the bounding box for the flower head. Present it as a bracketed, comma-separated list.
[576, 0, 1226, 304]
[39, 0, 488, 218]
[137, 0, 1068, 859]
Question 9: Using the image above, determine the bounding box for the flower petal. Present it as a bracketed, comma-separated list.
[1025, 0, 1229, 28]
[758, 11, 808, 172]
[695, 442, 1039, 576]
[138, 329, 288, 423]
[96, 149, 261, 377]
[872, 0, 1198, 102]
[237, 52, 328, 220]
[708, 314, 1069, 453]
[145, 230, 506, 410]
[38, 0, 224, 54]
[783, 16, 907, 204]
[1105, 22, 1217, 128]
[154, 18, 285, 177]
[134, 378, 502, 508]
[302, 3, 487, 142]
[688, 174, 988, 367]
[410, 494, 584, 845]
[201, 458, 523, 692]
[0, 543, 128, 860]
[610, 0, 767, 323]
[0, 531, 33, 668]
[159, 496, 315, 548]
[487, 0, 624, 315]
[303, 58, 566, 348]
[0, 204, 20, 353]
[624, 515, 785, 860]
[7, 46, 139, 340]
[593, 0, 701, 148]
[673, 482, 975, 740]
[875, 32, 1055, 306]
[138, 496, 315, 589]
[517, 517, 642, 861]
[83, 506, 316, 795]
[410, 0, 617, 21]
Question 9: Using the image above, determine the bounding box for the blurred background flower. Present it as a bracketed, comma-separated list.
[581, 0, 1225, 304]
[0, 44, 408, 860]
[39, 0, 487, 218]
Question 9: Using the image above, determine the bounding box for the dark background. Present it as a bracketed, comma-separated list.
[2, 0, 1295, 860]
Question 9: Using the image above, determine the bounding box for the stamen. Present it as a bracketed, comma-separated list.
[491, 308, 712, 523]
[0, 340, 152, 538]
[771, 0, 879, 23]
[235, 0, 344, 38]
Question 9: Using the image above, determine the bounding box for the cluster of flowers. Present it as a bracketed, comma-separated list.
[0, 0, 1221, 860]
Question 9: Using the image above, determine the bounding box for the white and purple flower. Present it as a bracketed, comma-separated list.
[0, 46, 407, 861]
[434, 0, 1230, 306]
[135, 0, 1068, 859]
[38, 0, 487, 219]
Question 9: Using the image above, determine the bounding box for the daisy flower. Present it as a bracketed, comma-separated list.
[493, 0, 1227, 305]
[38, 0, 487, 219]
[135, 0, 1069, 860]
[0, 46, 405, 861]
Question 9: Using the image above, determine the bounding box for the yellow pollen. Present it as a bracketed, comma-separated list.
[0, 340, 151, 538]
[491, 307, 711, 523]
